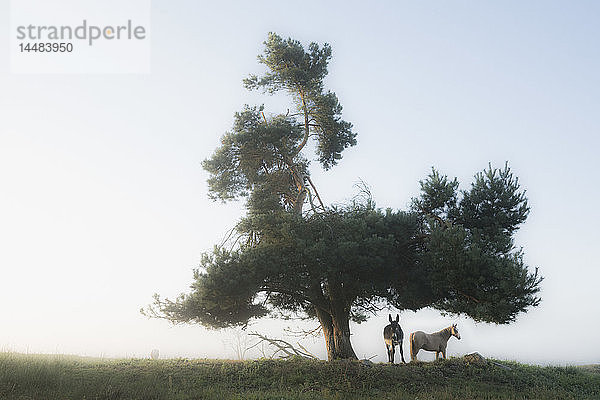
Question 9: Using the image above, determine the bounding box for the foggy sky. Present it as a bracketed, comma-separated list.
[1, 0, 599, 365]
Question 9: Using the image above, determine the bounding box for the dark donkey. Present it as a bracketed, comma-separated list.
[383, 314, 406, 363]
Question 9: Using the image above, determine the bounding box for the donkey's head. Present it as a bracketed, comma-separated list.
[388, 314, 403, 341]
[451, 324, 461, 340]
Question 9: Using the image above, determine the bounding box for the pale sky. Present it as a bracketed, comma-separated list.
[1, 1, 599, 365]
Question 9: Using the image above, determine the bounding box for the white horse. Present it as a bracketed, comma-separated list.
[410, 324, 461, 361]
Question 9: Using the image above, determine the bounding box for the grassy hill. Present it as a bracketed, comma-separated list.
[1, 352, 598, 399]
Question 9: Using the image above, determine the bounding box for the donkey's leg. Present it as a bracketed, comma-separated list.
[435, 351, 440, 361]
[398, 342, 406, 364]
[386, 344, 394, 364]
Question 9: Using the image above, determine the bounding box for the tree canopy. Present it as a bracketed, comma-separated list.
[203, 33, 356, 217]
[143, 33, 542, 360]
[411, 165, 541, 323]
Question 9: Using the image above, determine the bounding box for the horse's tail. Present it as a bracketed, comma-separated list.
[409, 332, 414, 360]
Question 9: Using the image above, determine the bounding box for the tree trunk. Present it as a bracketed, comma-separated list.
[315, 307, 357, 360]
[293, 186, 307, 215]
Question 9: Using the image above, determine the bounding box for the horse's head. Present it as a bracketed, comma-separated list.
[388, 314, 403, 342]
[451, 323, 461, 340]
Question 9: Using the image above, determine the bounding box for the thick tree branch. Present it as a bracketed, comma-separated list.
[457, 290, 481, 304]
[306, 176, 325, 211]
[291, 89, 311, 159]
[261, 286, 330, 314]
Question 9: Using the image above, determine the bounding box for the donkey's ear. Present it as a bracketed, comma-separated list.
[395, 314, 400, 322]
[389, 314, 393, 323]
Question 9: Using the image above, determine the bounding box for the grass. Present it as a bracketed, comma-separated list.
[1, 352, 599, 399]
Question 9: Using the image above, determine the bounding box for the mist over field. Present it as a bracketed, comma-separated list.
[1, 0, 599, 366]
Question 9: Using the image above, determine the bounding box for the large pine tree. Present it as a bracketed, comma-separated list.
[143, 33, 542, 360]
